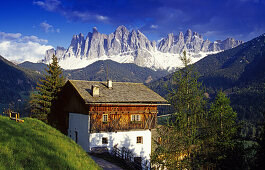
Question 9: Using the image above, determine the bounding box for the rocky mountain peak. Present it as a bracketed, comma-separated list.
[114, 25, 129, 42]
[92, 27, 98, 32]
[44, 26, 243, 71]
[56, 46, 65, 51]
[185, 29, 192, 37]
[158, 28, 243, 54]
[92, 27, 99, 35]
[178, 32, 184, 39]
[115, 25, 128, 33]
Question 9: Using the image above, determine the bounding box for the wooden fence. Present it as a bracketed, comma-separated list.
[111, 145, 149, 170]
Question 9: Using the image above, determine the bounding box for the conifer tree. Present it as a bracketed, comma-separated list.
[255, 112, 265, 170]
[30, 54, 64, 123]
[209, 91, 237, 143]
[207, 91, 237, 168]
[151, 51, 207, 169]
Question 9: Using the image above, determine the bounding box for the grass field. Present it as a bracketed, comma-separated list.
[0, 115, 101, 170]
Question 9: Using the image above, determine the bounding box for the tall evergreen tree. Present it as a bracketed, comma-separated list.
[151, 51, 207, 169]
[209, 91, 237, 143]
[255, 111, 265, 170]
[30, 54, 64, 123]
[207, 91, 238, 168]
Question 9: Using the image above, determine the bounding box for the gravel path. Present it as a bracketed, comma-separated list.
[90, 156, 124, 170]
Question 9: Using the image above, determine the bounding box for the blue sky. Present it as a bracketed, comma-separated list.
[0, 0, 264, 62]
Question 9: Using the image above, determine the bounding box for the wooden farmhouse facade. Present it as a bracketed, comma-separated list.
[52, 79, 167, 166]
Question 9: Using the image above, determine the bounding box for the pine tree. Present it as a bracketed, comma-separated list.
[209, 92, 237, 142]
[207, 91, 238, 168]
[255, 111, 265, 170]
[151, 51, 207, 169]
[30, 55, 64, 123]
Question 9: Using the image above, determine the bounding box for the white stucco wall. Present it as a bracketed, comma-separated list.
[89, 130, 152, 162]
[68, 113, 90, 151]
[68, 113, 152, 167]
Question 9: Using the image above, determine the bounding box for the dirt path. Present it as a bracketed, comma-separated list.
[90, 156, 124, 170]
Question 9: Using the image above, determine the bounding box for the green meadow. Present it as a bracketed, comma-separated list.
[0, 116, 101, 170]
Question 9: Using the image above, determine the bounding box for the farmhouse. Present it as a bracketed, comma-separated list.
[52, 79, 168, 166]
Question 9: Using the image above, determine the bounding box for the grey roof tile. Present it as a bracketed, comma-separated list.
[69, 80, 167, 104]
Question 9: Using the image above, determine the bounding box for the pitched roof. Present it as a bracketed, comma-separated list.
[68, 80, 167, 104]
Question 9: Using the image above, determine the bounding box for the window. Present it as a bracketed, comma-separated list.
[102, 137, 108, 144]
[75, 131, 78, 143]
[131, 114, 141, 122]
[102, 114, 108, 122]
[136, 136, 143, 144]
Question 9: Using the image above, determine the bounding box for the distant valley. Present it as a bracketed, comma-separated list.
[19, 60, 169, 83]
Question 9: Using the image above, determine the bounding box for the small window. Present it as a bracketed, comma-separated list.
[131, 114, 141, 122]
[75, 131, 78, 143]
[102, 114, 108, 122]
[102, 137, 108, 144]
[136, 136, 143, 144]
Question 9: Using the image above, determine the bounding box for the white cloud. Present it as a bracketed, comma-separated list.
[150, 25, 158, 29]
[22, 35, 48, 44]
[39, 21, 60, 33]
[34, 0, 108, 22]
[0, 32, 53, 63]
[96, 15, 108, 21]
[40, 21, 53, 32]
[0, 32, 22, 40]
[33, 0, 61, 12]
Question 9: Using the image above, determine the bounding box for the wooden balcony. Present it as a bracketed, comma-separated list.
[90, 113, 157, 133]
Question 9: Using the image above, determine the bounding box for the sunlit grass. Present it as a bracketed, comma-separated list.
[0, 116, 101, 170]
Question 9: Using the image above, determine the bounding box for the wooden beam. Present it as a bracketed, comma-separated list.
[86, 102, 170, 106]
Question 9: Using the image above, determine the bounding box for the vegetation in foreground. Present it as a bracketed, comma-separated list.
[30, 54, 65, 123]
[0, 116, 101, 170]
[151, 51, 255, 169]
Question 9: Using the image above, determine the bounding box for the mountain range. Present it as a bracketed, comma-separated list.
[1, 32, 264, 127]
[19, 60, 169, 83]
[149, 33, 265, 123]
[43, 26, 243, 71]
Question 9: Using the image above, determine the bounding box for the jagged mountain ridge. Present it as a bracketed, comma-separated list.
[148, 33, 265, 121]
[44, 26, 243, 71]
[158, 29, 242, 53]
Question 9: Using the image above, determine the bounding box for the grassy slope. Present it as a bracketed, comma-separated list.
[0, 116, 101, 170]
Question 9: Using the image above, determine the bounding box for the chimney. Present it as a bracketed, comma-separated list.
[107, 79, 112, 89]
[92, 85, 99, 97]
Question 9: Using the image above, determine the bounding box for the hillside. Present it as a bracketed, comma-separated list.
[0, 55, 41, 112]
[149, 33, 265, 122]
[64, 60, 168, 83]
[19, 60, 169, 83]
[18, 61, 47, 73]
[0, 116, 100, 169]
[195, 34, 265, 90]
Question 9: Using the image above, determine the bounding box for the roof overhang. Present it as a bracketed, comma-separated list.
[85, 102, 170, 106]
